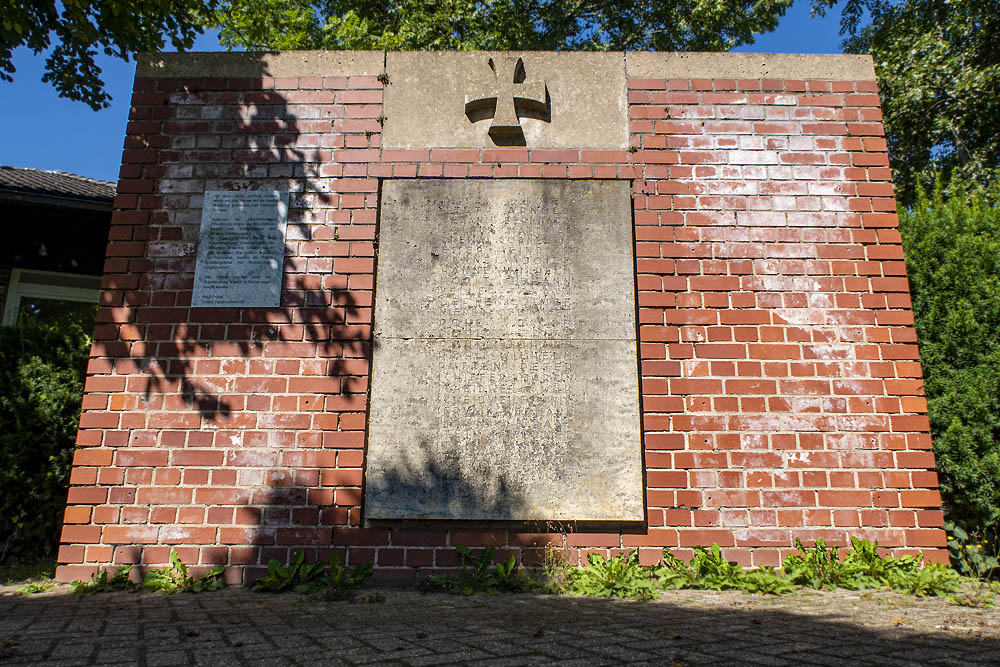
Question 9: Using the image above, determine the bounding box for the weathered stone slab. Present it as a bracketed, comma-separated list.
[382, 51, 627, 150]
[191, 190, 288, 308]
[624, 51, 876, 80]
[366, 179, 642, 522]
[137, 50, 384, 78]
[373, 181, 636, 340]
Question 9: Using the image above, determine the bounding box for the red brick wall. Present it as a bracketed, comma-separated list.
[55, 68, 946, 584]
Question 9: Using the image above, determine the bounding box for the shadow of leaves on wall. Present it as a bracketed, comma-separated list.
[363, 449, 529, 522]
[96, 58, 370, 425]
[77, 54, 386, 577]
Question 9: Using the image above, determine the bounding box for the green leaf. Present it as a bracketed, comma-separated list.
[1, 0, 215, 108]
[812, 0, 1000, 202]
[209, 0, 792, 58]
[899, 182, 1000, 540]
[0, 313, 92, 562]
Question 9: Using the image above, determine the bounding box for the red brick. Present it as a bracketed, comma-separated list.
[429, 149, 479, 162]
[60, 525, 103, 544]
[67, 487, 109, 504]
[332, 528, 389, 546]
[172, 450, 225, 466]
[195, 488, 252, 505]
[900, 490, 941, 508]
[282, 451, 337, 467]
[117, 450, 169, 467]
[393, 530, 449, 546]
[817, 490, 873, 507]
[54, 565, 100, 583]
[102, 526, 159, 544]
[905, 529, 946, 547]
[529, 149, 578, 162]
[63, 506, 93, 524]
[161, 527, 217, 544]
[678, 530, 735, 547]
[449, 530, 508, 546]
[647, 470, 687, 488]
[566, 533, 621, 547]
[221, 528, 273, 545]
[694, 343, 745, 359]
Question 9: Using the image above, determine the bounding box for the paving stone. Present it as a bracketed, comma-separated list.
[3, 587, 1000, 666]
[146, 650, 188, 666]
[466, 656, 554, 666]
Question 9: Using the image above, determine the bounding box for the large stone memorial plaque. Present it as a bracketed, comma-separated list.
[191, 190, 289, 307]
[366, 180, 643, 522]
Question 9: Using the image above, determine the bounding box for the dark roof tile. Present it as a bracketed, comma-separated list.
[0, 166, 116, 203]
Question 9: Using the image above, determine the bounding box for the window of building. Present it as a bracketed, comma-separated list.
[1, 268, 101, 330]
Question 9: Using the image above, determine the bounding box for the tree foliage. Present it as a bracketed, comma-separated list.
[0, 316, 92, 563]
[898, 180, 1000, 533]
[814, 0, 1000, 203]
[0, 0, 215, 109]
[207, 0, 793, 52]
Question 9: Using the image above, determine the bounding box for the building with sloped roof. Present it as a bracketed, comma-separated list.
[0, 166, 113, 327]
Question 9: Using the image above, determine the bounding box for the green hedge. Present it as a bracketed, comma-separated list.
[0, 317, 91, 563]
[900, 182, 1000, 534]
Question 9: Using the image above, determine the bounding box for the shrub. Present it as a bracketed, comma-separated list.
[899, 181, 1000, 535]
[0, 316, 91, 563]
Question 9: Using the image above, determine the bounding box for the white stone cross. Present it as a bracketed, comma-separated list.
[465, 56, 548, 142]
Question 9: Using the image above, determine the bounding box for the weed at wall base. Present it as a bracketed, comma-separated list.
[565, 550, 659, 600]
[423, 545, 535, 595]
[71, 565, 138, 596]
[652, 544, 794, 595]
[252, 550, 372, 596]
[70, 550, 224, 595]
[144, 550, 225, 593]
[68, 538, 976, 605]
[431, 537, 970, 602]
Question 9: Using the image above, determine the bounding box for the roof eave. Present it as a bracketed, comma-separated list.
[0, 189, 114, 212]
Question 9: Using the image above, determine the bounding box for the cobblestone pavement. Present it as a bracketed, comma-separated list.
[1, 585, 999, 666]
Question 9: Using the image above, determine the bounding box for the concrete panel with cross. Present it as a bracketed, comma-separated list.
[382, 51, 628, 150]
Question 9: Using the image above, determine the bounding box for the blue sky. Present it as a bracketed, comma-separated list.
[0, 3, 844, 184]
